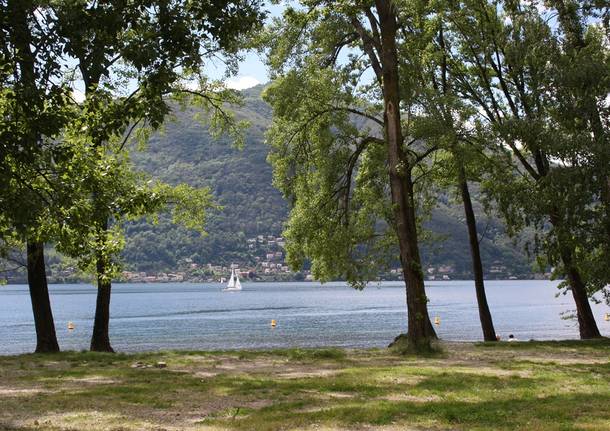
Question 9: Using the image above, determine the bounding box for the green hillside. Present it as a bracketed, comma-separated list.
[120, 85, 534, 280]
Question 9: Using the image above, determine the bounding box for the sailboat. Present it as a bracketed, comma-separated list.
[222, 268, 242, 291]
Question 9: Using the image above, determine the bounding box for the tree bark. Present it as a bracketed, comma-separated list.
[521, 3, 603, 339]
[80, 64, 115, 352]
[90, 221, 115, 352]
[26, 242, 60, 353]
[458, 166, 497, 341]
[10, 1, 60, 354]
[375, 0, 435, 348]
[548, 212, 602, 339]
[557, 241, 601, 339]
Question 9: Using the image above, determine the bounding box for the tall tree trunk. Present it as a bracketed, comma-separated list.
[458, 166, 497, 341]
[26, 242, 60, 353]
[549, 213, 602, 339]
[90, 221, 114, 352]
[10, 2, 60, 353]
[557, 241, 601, 339]
[603, 178, 610, 248]
[81, 68, 115, 352]
[375, 0, 435, 348]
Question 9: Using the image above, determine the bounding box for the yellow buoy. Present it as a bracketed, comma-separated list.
[605, 313, 610, 322]
[67, 321, 75, 330]
[270, 319, 277, 327]
[434, 317, 440, 325]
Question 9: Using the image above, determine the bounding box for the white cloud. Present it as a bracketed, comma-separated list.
[226, 75, 261, 90]
[72, 89, 86, 104]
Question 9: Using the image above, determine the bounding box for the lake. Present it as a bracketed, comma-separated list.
[1, 280, 609, 355]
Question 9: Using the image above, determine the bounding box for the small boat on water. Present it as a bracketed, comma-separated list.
[222, 267, 242, 291]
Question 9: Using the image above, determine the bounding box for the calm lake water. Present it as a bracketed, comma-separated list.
[1, 280, 609, 355]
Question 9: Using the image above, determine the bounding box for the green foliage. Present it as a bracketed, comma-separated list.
[1, 1, 536, 284]
[429, 0, 609, 300]
[122, 89, 289, 271]
[0, 0, 270, 293]
[263, 68, 392, 288]
[51, 86, 530, 278]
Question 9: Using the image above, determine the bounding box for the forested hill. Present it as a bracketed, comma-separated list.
[123, 85, 535, 279]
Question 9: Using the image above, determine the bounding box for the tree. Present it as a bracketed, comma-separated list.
[407, 19, 498, 341]
[50, 0, 264, 351]
[0, 0, 76, 352]
[440, 0, 607, 337]
[544, 0, 610, 303]
[264, 0, 437, 349]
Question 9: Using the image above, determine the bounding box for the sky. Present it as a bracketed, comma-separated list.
[216, 53, 270, 90]
[218, 3, 285, 90]
[70, 3, 285, 101]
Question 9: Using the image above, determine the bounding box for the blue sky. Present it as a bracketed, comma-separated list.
[69, 3, 285, 100]
[218, 2, 285, 89]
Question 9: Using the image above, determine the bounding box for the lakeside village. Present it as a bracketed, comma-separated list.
[29, 234, 550, 285]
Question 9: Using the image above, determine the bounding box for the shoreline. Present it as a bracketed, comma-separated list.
[2, 277, 558, 286]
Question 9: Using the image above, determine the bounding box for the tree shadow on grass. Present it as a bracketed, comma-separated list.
[214, 391, 610, 431]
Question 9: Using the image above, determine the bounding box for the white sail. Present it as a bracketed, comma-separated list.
[223, 267, 242, 291]
[226, 269, 235, 288]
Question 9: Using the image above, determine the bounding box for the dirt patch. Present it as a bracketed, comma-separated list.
[380, 392, 442, 403]
[517, 355, 610, 365]
[64, 375, 122, 385]
[175, 355, 293, 376]
[0, 387, 47, 397]
[193, 370, 219, 378]
[277, 369, 342, 379]
[374, 374, 426, 385]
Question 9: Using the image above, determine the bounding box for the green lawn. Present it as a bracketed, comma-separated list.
[1, 340, 609, 430]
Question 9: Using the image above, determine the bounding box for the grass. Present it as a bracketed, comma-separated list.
[0, 340, 609, 430]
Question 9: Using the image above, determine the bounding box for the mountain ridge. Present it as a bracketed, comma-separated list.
[121, 85, 535, 281]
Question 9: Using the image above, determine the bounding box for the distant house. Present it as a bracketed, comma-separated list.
[438, 265, 454, 274]
[490, 266, 505, 273]
[168, 273, 184, 282]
